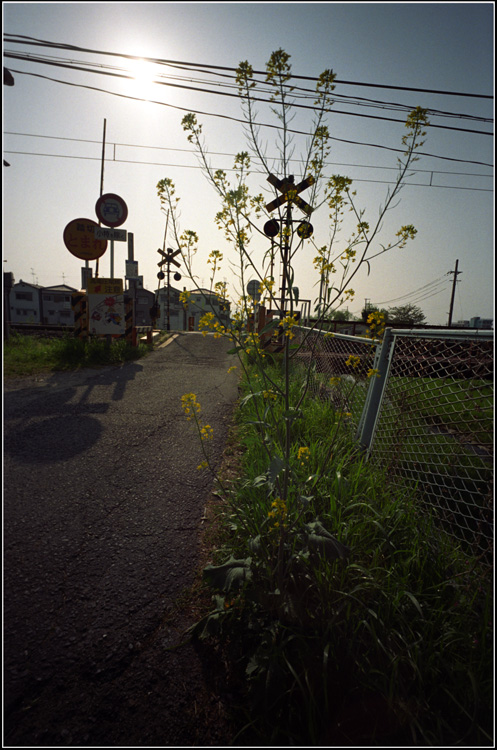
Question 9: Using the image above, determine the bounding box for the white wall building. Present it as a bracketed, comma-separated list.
[41, 284, 77, 325]
[9, 280, 43, 324]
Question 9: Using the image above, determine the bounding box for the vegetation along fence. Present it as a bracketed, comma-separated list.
[294, 326, 494, 560]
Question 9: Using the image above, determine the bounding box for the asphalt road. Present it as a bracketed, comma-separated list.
[3, 333, 240, 746]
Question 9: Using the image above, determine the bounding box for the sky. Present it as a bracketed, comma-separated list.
[2, 1, 494, 325]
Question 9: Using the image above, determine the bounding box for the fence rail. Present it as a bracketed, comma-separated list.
[294, 326, 494, 560]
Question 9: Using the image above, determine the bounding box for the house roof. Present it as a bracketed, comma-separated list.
[14, 279, 43, 289]
[41, 284, 77, 292]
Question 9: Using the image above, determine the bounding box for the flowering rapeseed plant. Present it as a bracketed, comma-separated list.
[200, 424, 214, 441]
[267, 497, 288, 531]
[181, 394, 214, 470]
[297, 446, 310, 466]
[345, 354, 361, 369]
[181, 392, 201, 421]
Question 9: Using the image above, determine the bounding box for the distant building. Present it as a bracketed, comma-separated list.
[469, 317, 493, 330]
[9, 280, 43, 324]
[453, 318, 493, 330]
[132, 287, 155, 326]
[155, 284, 184, 330]
[186, 288, 231, 332]
[41, 284, 77, 325]
[154, 286, 231, 331]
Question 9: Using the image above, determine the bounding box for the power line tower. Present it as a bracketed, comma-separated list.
[447, 259, 462, 327]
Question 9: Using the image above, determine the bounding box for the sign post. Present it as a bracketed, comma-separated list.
[95, 193, 128, 279]
[157, 247, 182, 331]
[264, 174, 315, 318]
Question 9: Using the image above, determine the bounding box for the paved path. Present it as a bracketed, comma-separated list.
[3, 333, 239, 746]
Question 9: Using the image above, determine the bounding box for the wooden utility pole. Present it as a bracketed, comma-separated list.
[447, 259, 461, 327]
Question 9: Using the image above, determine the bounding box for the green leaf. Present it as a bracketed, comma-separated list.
[268, 455, 285, 484]
[203, 556, 252, 592]
[239, 391, 261, 407]
[404, 590, 424, 618]
[282, 408, 302, 422]
[303, 520, 351, 560]
[258, 318, 279, 336]
[253, 474, 269, 488]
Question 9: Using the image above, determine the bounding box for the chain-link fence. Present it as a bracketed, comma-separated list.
[294, 326, 494, 560]
[293, 326, 381, 434]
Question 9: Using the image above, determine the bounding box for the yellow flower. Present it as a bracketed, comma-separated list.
[263, 390, 277, 400]
[367, 368, 380, 379]
[200, 424, 214, 441]
[181, 393, 201, 421]
[297, 446, 310, 465]
[345, 355, 361, 369]
[268, 497, 288, 531]
[227, 366, 237, 374]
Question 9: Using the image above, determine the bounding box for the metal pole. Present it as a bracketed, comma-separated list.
[167, 257, 171, 331]
[100, 119, 106, 198]
[447, 259, 460, 327]
[356, 327, 394, 453]
[280, 201, 292, 318]
[96, 118, 106, 279]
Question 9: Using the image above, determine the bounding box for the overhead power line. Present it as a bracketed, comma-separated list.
[4, 130, 493, 188]
[3, 50, 493, 137]
[3, 148, 492, 192]
[7, 47, 492, 125]
[374, 275, 450, 306]
[5, 67, 494, 169]
[3, 33, 494, 99]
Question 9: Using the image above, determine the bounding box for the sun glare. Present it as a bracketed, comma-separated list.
[127, 58, 160, 99]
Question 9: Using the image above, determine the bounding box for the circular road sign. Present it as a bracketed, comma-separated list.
[95, 193, 128, 228]
[247, 279, 262, 300]
[263, 219, 280, 238]
[63, 218, 108, 261]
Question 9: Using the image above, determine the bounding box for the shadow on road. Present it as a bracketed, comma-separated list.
[4, 362, 144, 463]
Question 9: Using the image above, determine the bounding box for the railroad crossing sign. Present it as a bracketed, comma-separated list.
[157, 247, 181, 269]
[265, 174, 315, 216]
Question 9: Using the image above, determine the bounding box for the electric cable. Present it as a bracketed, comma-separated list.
[6, 47, 492, 125]
[3, 33, 493, 98]
[4, 130, 493, 180]
[4, 50, 493, 136]
[5, 67, 494, 168]
[374, 276, 450, 305]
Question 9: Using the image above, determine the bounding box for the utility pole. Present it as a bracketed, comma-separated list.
[447, 259, 461, 327]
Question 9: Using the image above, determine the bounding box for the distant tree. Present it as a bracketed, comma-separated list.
[329, 308, 353, 321]
[360, 304, 389, 323]
[388, 303, 426, 326]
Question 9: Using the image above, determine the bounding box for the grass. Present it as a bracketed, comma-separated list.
[386, 376, 493, 445]
[3, 332, 154, 378]
[367, 375, 493, 558]
[192, 360, 494, 746]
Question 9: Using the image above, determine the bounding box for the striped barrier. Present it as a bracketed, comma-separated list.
[124, 296, 134, 344]
[71, 292, 88, 339]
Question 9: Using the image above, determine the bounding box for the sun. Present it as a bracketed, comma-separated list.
[126, 58, 160, 99]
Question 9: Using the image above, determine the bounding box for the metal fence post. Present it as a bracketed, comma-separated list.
[356, 327, 394, 452]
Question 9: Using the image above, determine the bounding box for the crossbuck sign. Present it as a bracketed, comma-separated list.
[264, 174, 315, 216]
